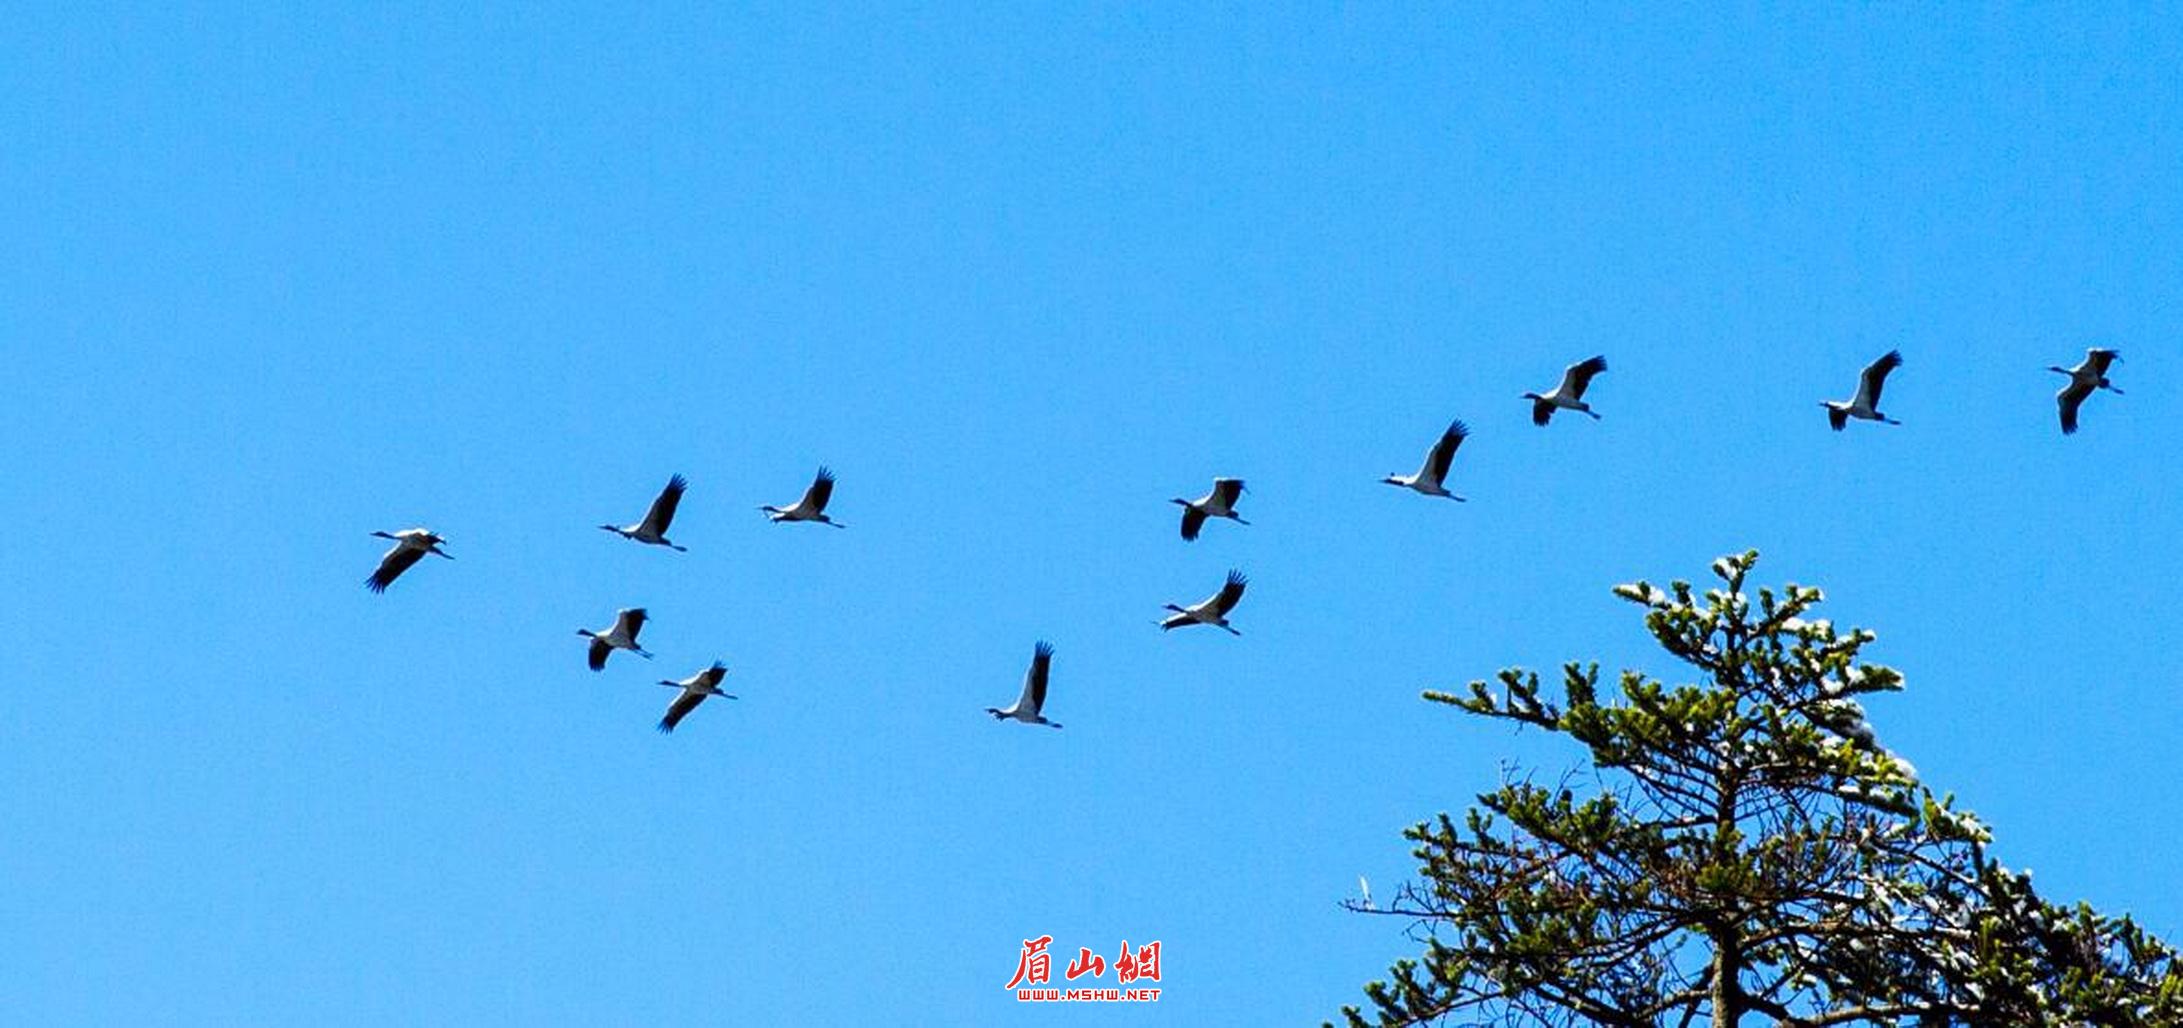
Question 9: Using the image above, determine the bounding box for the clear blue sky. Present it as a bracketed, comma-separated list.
[3, 5, 2178, 1024]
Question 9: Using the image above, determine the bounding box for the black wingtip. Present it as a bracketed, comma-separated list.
[1225, 568, 1248, 587]
[815, 465, 835, 482]
[1034, 640, 1054, 659]
[656, 719, 674, 734]
[364, 575, 389, 593]
[666, 473, 688, 492]
[1447, 418, 1471, 438]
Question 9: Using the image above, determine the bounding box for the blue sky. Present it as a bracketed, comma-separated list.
[3, 5, 2178, 1024]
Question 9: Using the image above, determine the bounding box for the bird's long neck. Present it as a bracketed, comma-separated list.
[577, 629, 596, 638]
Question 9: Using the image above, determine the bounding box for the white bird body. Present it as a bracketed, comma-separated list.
[1161, 570, 1248, 635]
[602, 474, 689, 550]
[2048, 348, 2122, 435]
[1823, 350, 1904, 430]
[1172, 478, 1247, 540]
[1383, 420, 1469, 500]
[365, 528, 452, 593]
[762, 467, 845, 527]
[1523, 356, 1608, 425]
[656, 661, 737, 732]
[577, 607, 653, 670]
[987, 641, 1061, 728]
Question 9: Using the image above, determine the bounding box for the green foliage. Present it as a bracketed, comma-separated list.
[1334, 551, 2182, 1027]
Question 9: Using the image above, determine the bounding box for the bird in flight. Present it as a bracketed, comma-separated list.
[1823, 350, 1904, 430]
[2048, 348, 2123, 435]
[1172, 478, 1248, 541]
[365, 528, 452, 593]
[656, 661, 737, 733]
[1160, 569, 1249, 636]
[762, 467, 845, 527]
[600, 474, 689, 551]
[1383, 420, 1470, 500]
[577, 607, 653, 670]
[1523, 356, 1608, 425]
[986, 641, 1061, 729]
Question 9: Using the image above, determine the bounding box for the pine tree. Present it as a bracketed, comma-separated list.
[1336, 551, 2182, 1027]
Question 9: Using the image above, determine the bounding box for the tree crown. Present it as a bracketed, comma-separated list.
[1337, 551, 2182, 1028]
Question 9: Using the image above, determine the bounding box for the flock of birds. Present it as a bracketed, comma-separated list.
[361, 347, 2128, 734]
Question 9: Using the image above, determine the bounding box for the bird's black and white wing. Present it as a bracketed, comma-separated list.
[2086, 348, 2120, 376]
[658, 691, 706, 733]
[1023, 641, 1053, 715]
[1179, 506, 1208, 541]
[366, 545, 426, 593]
[803, 468, 836, 514]
[1561, 356, 1608, 400]
[1857, 350, 1903, 409]
[615, 608, 648, 643]
[1213, 478, 1244, 509]
[641, 474, 688, 536]
[587, 638, 612, 671]
[1531, 398, 1556, 426]
[2058, 380, 2093, 435]
[1425, 420, 1469, 482]
[1211, 570, 1248, 616]
[695, 662, 727, 691]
